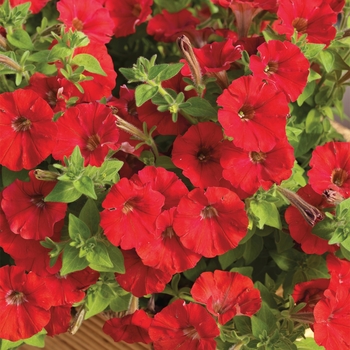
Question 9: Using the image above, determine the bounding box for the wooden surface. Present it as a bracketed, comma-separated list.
[19, 313, 152, 350]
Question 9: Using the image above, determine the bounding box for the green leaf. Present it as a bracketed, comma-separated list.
[154, 0, 191, 12]
[68, 213, 91, 241]
[72, 53, 106, 75]
[249, 200, 281, 229]
[7, 29, 34, 50]
[110, 294, 132, 312]
[230, 266, 253, 278]
[270, 249, 299, 272]
[1, 167, 28, 186]
[243, 235, 264, 264]
[61, 244, 89, 275]
[158, 63, 184, 81]
[317, 50, 335, 73]
[135, 84, 159, 107]
[181, 97, 217, 119]
[73, 175, 97, 199]
[218, 245, 245, 269]
[148, 64, 168, 80]
[47, 45, 73, 61]
[79, 199, 100, 235]
[89, 242, 125, 273]
[44, 181, 82, 203]
[119, 67, 137, 81]
[302, 43, 326, 60]
[85, 285, 112, 318]
[234, 315, 252, 335]
[251, 302, 276, 338]
[297, 81, 316, 106]
[296, 337, 325, 349]
[86, 240, 114, 268]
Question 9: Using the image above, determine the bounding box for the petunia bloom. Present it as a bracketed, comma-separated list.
[105, 0, 153, 38]
[0, 89, 57, 171]
[0, 265, 53, 341]
[191, 270, 262, 325]
[308, 141, 350, 199]
[100, 177, 164, 250]
[103, 309, 153, 344]
[220, 138, 295, 198]
[136, 208, 202, 274]
[172, 122, 225, 189]
[313, 287, 350, 350]
[149, 299, 220, 350]
[52, 102, 120, 167]
[115, 249, 172, 297]
[1, 171, 67, 240]
[292, 278, 330, 313]
[217, 75, 289, 152]
[249, 40, 310, 102]
[326, 254, 350, 290]
[173, 186, 248, 257]
[57, 0, 114, 44]
[276, 0, 337, 46]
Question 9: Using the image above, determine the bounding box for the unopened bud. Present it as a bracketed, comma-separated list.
[0, 54, 22, 72]
[277, 187, 324, 226]
[34, 169, 59, 181]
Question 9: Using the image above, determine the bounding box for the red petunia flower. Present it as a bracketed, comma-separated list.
[325, 0, 345, 13]
[131, 166, 189, 210]
[276, 0, 337, 46]
[136, 208, 202, 274]
[115, 249, 172, 297]
[172, 122, 225, 189]
[1, 171, 67, 240]
[284, 185, 336, 254]
[149, 299, 220, 350]
[147, 9, 200, 43]
[326, 254, 350, 290]
[221, 138, 295, 197]
[137, 71, 195, 136]
[52, 102, 120, 167]
[0, 89, 57, 171]
[24, 72, 83, 113]
[249, 40, 310, 102]
[0, 0, 49, 13]
[103, 309, 153, 344]
[217, 75, 289, 152]
[313, 287, 350, 350]
[105, 0, 153, 38]
[0, 265, 53, 341]
[173, 187, 248, 258]
[191, 270, 261, 325]
[57, 0, 114, 44]
[308, 142, 350, 199]
[100, 178, 164, 250]
[292, 279, 330, 313]
[45, 305, 72, 337]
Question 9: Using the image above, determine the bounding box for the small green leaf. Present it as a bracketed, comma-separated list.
[296, 337, 325, 349]
[61, 245, 89, 275]
[119, 67, 137, 81]
[110, 294, 132, 312]
[218, 245, 245, 269]
[89, 242, 125, 273]
[148, 64, 168, 80]
[73, 175, 97, 199]
[249, 200, 281, 229]
[47, 45, 73, 61]
[68, 213, 91, 241]
[317, 50, 335, 73]
[86, 240, 114, 268]
[181, 97, 217, 119]
[7, 29, 34, 50]
[44, 181, 82, 203]
[72, 53, 106, 75]
[135, 84, 159, 107]
[158, 63, 184, 81]
[79, 199, 100, 235]
[85, 285, 112, 319]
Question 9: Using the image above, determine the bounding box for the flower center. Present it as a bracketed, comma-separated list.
[132, 4, 142, 17]
[72, 17, 84, 31]
[238, 104, 255, 120]
[127, 100, 138, 117]
[5, 290, 27, 305]
[331, 168, 348, 187]
[86, 134, 101, 151]
[46, 90, 58, 107]
[249, 151, 267, 163]
[122, 200, 134, 214]
[197, 148, 212, 162]
[12, 116, 32, 132]
[264, 61, 279, 74]
[201, 205, 218, 219]
[30, 194, 45, 208]
[292, 17, 308, 33]
[183, 326, 200, 340]
[162, 226, 175, 239]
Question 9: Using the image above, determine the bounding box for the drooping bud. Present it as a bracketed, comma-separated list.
[34, 169, 59, 181]
[0, 54, 22, 72]
[177, 35, 202, 88]
[277, 187, 324, 226]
